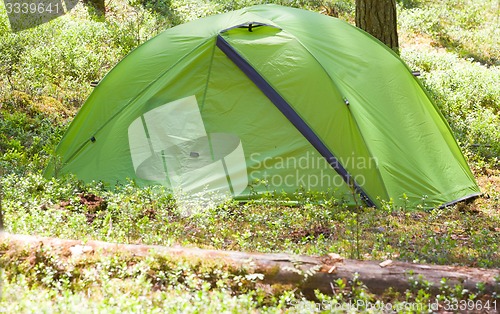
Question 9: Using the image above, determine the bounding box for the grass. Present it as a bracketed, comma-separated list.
[0, 0, 499, 312]
[1, 170, 499, 267]
[2, 240, 497, 313]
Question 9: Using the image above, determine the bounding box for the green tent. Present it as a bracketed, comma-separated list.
[45, 4, 480, 209]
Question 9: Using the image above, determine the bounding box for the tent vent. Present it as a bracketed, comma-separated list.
[90, 136, 96, 143]
[220, 22, 280, 33]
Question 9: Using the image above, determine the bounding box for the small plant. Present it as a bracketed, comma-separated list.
[0, 0, 499, 311]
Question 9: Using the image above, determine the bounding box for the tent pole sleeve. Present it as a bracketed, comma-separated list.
[216, 35, 375, 207]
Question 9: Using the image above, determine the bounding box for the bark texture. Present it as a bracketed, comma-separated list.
[0, 184, 3, 230]
[355, 0, 399, 53]
[1, 232, 499, 297]
[83, 0, 105, 17]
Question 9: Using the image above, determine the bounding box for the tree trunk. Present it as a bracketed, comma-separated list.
[0, 193, 3, 230]
[355, 0, 399, 53]
[0, 180, 3, 230]
[83, 0, 105, 17]
[2, 232, 499, 298]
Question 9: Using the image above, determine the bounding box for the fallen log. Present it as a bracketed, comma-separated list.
[1, 232, 499, 297]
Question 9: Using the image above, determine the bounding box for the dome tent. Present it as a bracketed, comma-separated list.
[45, 4, 480, 209]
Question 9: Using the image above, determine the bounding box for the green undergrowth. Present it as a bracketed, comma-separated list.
[1, 242, 498, 313]
[0, 0, 499, 311]
[2, 172, 499, 268]
[399, 0, 500, 66]
[0, 0, 497, 172]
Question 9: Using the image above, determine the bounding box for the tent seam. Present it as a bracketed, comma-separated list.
[216, 34, 375, 207]
[281, 30, 390, 203]
[201, 41, 218, 160]
[200, 40, 217, 112]
[348, 24, 478, 194]
[60, 37, 215, 168]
